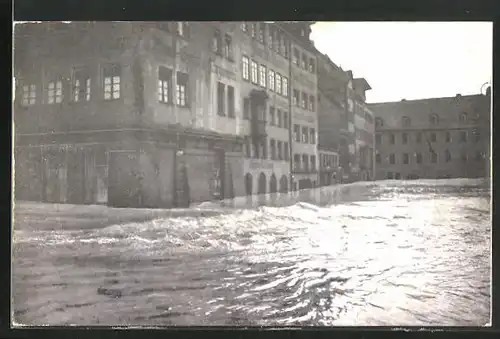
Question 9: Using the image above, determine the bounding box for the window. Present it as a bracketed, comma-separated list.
[430, 133, 437, 142]
[272, 73, 280, 95]
[310, 128, 316, 144]
[302, 126, 309, 143]
[276, 109, 282, 127]
[416, 153, 422, 164]
[283, 112, 289, 129]
[177, 22, 188, 37]
[375, 118, 384, 128]
[218, 85, 226, 114]
[445, 150, 451, 162]
[282, 77, 288, 97]
[430, 114, 439, 125]
[103, 65, 121, 100]
[294, 154, 301, 170]
[274, 31, 280, 53]
[294, 124, 300, 142]
[387, 172, 394, 179]
[389, 154, 396, 164]
[224, 34, 233, 60]
[213, 29, 222, 54]
[473, 129, 481, 142]
[265, 70, 275, 92]
[301, 53, 306, 69]
[176, 72, 188, 107]
[251, 60, 258, 84]
[269, 106, 275, 125]
[270, 139, 276, 160]
[242, 56, 249, 81]
[302, 92, 307, 109]
[459, 131, 467, 142]
[389, 133, 395, 144]
[461, 151, 467, 163]
[259, 65, 267, 87]
[268, 28, 274, 50]
[73, 68, 91, 102]
[244, 138, 251, 158]
[376, 153, 381, 164]
[403, 153, 409, 164]
[311, 156, 316, 171]
[158, 67, 172, 103]
[416, 132, 422, 143]
[281, 36, 287, 57]
[284, 142, 289, 160]
[241, 22, 247, 32]
[227, 85, 235, 117]
[431, 152, 438, 163]
[376, 134, 382, 144]
[250, 23, 256, 38]
[309, 95, 315, 111]
[47, 80, 63, 104]
[21, 84, 36, 106]
[258, 24, 265, 44]
[460, 112, 467, 124]
[309, 58, 315, 73]
[445, 131, 451, 142]
[277, 141, 283, 160]
[476, 151, 483, 161]
[293, 89, 299, 106]
[402, 133, 408, 144]
[243, 98, 250, 119]
[293, 48, 299, 65]
[302, 154, 309, 171]
[402, 116, 411, 127]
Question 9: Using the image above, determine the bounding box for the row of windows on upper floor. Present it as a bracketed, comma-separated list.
[293, 125, 316, 145]
[242, 56, 316, 112]
[19, 65, 189, 108]
[243, 137, 290, 161]
[293, 153, 317, 172]
[376, 150, 486, 165]
[375, 112, 479, 128]
[240, 22, 317, 74]
[320, 153, 339, 169]
[375, 130, 482, 145]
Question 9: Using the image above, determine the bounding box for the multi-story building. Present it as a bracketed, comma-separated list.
[14, 21, 321, 208]
[14, 22, 249, 208]
[369, 92, 491, 180]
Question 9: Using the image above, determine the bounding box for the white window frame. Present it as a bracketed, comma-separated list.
[103, 67, 121, 100]
[21, 84, 36, 106]
[48, 80, 63, 104]
[242, 56, 249, 81]
[259, 64, 267, 87]
[251, 60, 258, 84]
[282, 77, 288, 97]
[275, 73, 282, 94]
[268, 70, 275, 91]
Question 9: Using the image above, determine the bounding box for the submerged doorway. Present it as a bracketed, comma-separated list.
[258, 172, 266, 206]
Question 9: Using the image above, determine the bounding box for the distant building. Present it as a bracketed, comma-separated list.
[13, 21, 320, 208]
[369, 93, 491, 180]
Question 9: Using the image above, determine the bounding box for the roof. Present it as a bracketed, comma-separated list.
[353, 78, 372, 91]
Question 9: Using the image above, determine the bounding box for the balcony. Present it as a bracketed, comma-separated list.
[251, 119, 267, 138]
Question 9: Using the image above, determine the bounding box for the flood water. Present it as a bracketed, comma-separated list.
[12, 178, 491, 326]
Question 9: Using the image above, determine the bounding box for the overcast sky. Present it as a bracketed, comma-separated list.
[310, 22, 492, 103]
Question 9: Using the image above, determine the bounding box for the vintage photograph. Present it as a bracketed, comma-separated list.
[12, 21, 491, 326]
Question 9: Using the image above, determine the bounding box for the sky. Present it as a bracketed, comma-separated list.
[310, 22, 492, 103]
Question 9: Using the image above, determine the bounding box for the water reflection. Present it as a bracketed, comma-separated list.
[12, 178, 490, 326]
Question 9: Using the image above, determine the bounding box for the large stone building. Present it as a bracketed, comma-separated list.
[13, 21, 320, 208]
[369, 92, 491, 180]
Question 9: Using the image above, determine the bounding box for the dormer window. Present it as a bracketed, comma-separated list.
[430, 114, 439, 125]
[402, 116, 411, 127]
[460, 112, 468, 124]
[375, 118, 384, 128]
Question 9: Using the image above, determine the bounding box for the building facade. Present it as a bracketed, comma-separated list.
[14, 21, 321, 208]
[369, 93, 491, 180]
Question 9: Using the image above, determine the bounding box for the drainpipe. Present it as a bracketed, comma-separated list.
[287, 31, 294, 191]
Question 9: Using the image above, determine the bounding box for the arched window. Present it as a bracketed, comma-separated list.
[460, 112, 468, 124]
[375, 118, 384, 128]
[402, 116, 411, 127]
[430, 114, 439, 125]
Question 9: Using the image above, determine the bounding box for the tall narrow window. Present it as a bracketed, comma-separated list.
[224, 34, 233, 60]
[21, 84, 36, 106]
[402, 133, 408, 144]
[48, 80, 63, 104]
[402, 116, 411, 127]
[73, 68, 91, 102]
[268, 28, 274, 50]
[258, 24, 265, 44]
[275, 73, 282, 94]
[294, 154, 301, 171]
[158, 66, 172, 103]
[227, 85, 235, 117]
[282, 77, 288, 97]
[269, 106, 275, 125]
[294, 124, 300, 142]
[242, 56, 249, 81]
[303, 154, 309, 171]
[217, 82, 225, 116]
[243, 98, 250, 119]
[250, 23, 256, 38]
[270, 139, 276, 160]
[176, 72, 188, 107]
[474, 129, 481, 142]
[277, 141, 283, 160]
[376, 153, 381, 164]
[430, 133, 437, 142]
[259, 65, 267, 87]
[301, 53, 307, 69]
[268, 70, 275, 91]
[274, 31, 280, 53]
[310, 128, 316, 144]
[241, 22, 247, 32]
[445, 131, 451, 142]
[460, 112, 468, 124]
[311, 155, 316, 171]
[284, 142, 289, 161]
[280, 36, 286, 55]
[309, 58, 315, 73]
[293, 48, 299, 65]
[445, 150, 451, 162]
[283, 112, 288, 129]
[301, 92, 307, 109]
[276, 109, 282, 127]
[403, 153, 409, 164]
[416, 153, 422, 164]
[389, 154, 396, 164]
[213, 29, 222, 54]
[251, 60, 258, 84]
[309, 95, 315, 111]
[293, 90, 299, 107]
[430, 114, 439, 125]
[461, 151, 467, 163]
[302, 126, 309, 143]
[103, 64, 121, 100]
[459, 131, 467, 142]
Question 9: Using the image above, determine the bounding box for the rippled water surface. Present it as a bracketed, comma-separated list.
[12, 179, 491, 326]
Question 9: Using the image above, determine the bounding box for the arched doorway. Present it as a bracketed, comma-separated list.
[269, 174, 277, 205]
[279, 175, 288, 193]
[245, 173, 253, 206]
[258, 172, 266, 206]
